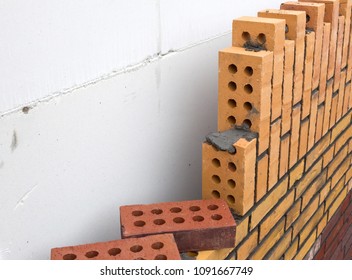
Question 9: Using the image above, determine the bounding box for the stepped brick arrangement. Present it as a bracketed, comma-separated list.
[201, 0, 352, 260]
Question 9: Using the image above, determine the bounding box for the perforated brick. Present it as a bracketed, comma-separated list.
[51, 234, 181, 260]
[120, 198, 236, 252]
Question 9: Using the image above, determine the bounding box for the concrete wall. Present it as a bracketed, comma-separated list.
[0, 0, 282, 259]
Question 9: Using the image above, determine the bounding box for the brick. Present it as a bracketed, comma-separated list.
[308, 90, 319, 150]
[326, 177, 345, 211]
[265, 228, 293, 260]
[289, 159, 305, 188]
[306, 132, 331, 170]
[256, 153, 269, 202]
[343, 82, 351, 114]
[284, 238, 299, 259]
[302, 170, 327, 209]
[305, 235, 322, 259]
[236, 229, 258, 260]
[202, 134, 257, 215]
[323, 145, 335, 168]
[346, 163, 352, 182]
[331, 155, 350, 187]
[281, 2, 325, 91]
[269, 119, 281, 189]
[300, 0, 339, 80]
[286, 198, 302, 230]
[319, 180, 331, 205]
[328, 187, 348, 219]
[328, 145, 348, 178]
[294, 230, 317, 260]
[336, 70, 347, 121]
[333, 16, 345, 92]
[235, 216, 249, 245]
[279, 134, 290, 178]
[323, 80, 333, 135]
[193, 248, 233, 260]
[319, 23, 332, 104]
[340, 1, 352, 69]
[322, 196, 343, 239]
[251, 176, 288, 229]
[299, 118, 309, 159]
[296, 158, 323, 198]
[315, 104, 325, 141]
[302, 33, 315, 119]
[250, 219, 285, 260]
[317, 213, 328, 236]
[281, 41, 295, 135]
[329, 92, 338, 129]
[290, 104, 302, 168]
[120, 198, 236, 252]
[349, 83, 352, 110]
[331, 111, 352, 143]
[218, 47, 272, 154]
[258, 9, 305, 107]
[51, 234, 181, 260]
[335, 124, 352, 153]
[300, 204, 324, 244]
[232, 16, 285, 121]
[325, 216, 344, 247]
[260, 191, 295, 240]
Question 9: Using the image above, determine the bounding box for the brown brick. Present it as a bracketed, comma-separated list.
[319, 180, 331, 205]
[340, 1, 352, 69]
[236, 229, 258, 260]
[308, 90, 319, 150]
[331, 111, 352, 143]
[202, 136, 257, 215]
[336, 70, 347, 121]
[315, 104, 325, 141]
[280, 134, 290, 178]
[258, 9, 305, 107]
[51, 234, 181, 260]
[265, 228, 293, 260]
[269, 119, 281, 189]
[289, 160, 305, 188]
[290, 104, 302, 168]
[333, 16, 345, 92]
[299, 118, 309, 159]
[286, 198, 302, 230]
[323, 145, 335, 168]
[250, 219, 285, 260]
[218, 47, 273, 154]
[328, 145, 348, 178]
[232, 17, 285, 121]
[281, 2, 325, 91]
[302, 170, 327, 209]
[256, 153, 269, 202]
[294, 230, 317, 260]
[251, 177, 288, 229]
[120, 198, 236, 252]
[306, 132, 331, 170]
[296, 158, 323, 198]
[284, 238, 299, 259]
[323, 80, 334, 135]
[302, 33, 315, 119]
[260, 191, 295, 240]
[300, 205, 324, 244]
[319, 23, 332, 104]
[235, 216, 249, 245]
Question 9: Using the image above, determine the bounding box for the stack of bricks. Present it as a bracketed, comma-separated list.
[202, 0, 352, 260]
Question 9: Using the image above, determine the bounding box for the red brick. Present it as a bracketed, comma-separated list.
[120, 199, 236, 252]
[51, 234, 181, 260]
[302, 32, 315, 119]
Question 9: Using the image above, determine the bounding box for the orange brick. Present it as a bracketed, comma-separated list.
[319, 23, 332, 104]
[340, 1, 352, 68]
[317, 213, 328, 236]
[331, 111, 352, 142]
[299, 118, 309, 159]
[315, 104, 325, 141]
[300, 0, 339, 80]
[279, 134, 290, 178]
[269, 119, 282, 189]
[202, 136, 257, 215]
[286, 198, 302, 230]
[308, 90, 319, 150]
[289, 160, 305, 188]
[235, 216, 249, 245]
[306, 132, 330, 170]
[343, 81, 351, 114]
[323, 145, 335, 168]
[335, 127, 352, 156]
[333, 16, 345, 92]
[284, 238, 299, 259]
[282, 2, 325, 91]
[302, 32, 315, 119]
[236, 229, 258, 260]
[296, 158, 323, 198]
[331, 155, 350, 187]
[328, 145, 348, 178]
[302, 170, 327, 209]
[232, 16, 285, 121]
[319, 180, 331, 205]
[258, 9, 305, 106]
[299, 204, 323, 245]
[328, 187, 348, 219]
[329, 92, 338, 129]
[265, 228, 293, 260]
[218, 47, 273, 154]
[348, 81, 352, 110]
[336, 70, 347, 121]
[256, 153, 269, 202]
[194, 248, 233, 260]
[326, 177, 345, 212]
[323, 80, 333, 135]
[289, 104, 301, 168]
[294, 230, 317, 260]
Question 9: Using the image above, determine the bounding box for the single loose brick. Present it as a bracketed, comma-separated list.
[232, 16, 285, 121]
[258, 9, 305, 106]
[256, 153, 269, 202]
[269, 119, 281, 189]
[319, 23, 332, 104]
[289, 104, 302, 168]
[299, 118, 309, 159]
[218, 47, 272, 154]
[308, 90, 319, 150]
[51, 234, 181, 260]
[120, 198, 236, 252]
[315, 103, 325, 141]
[281, 2, 325, 91]
[302, 32, 315, 119]
[340, 1, 352, 68]
[333, 16, 345, 92]
[279, 134, 290, 178]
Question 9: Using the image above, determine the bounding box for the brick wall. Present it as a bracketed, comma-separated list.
[202, 0, 352, 260]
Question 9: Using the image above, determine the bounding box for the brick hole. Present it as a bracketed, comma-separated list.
[211, 214, 223, 221]
[85, 251, 99, 258]
[151, 242, 164, 250]
[306, 14, 310, 23]
[170, 207, 182, 213]
[212, 158, 221, 167]
[212, 175, 221, 184]
[155, 254, 167, 260]
[134, 257, 145, 260]
[211, 190, 220, 198]
[242, 31, 251, 41]
[227, 195, 235, 204]
[63, 254, 77, 260]
[285, 24, 289, 34]
[228, 179, 236, 189]
[153, 219, 166, 225]
[207, 204, 219, 211]
[134, 220, 146, 227]
[151, 209, 163, 215]
[108, 248, 121, 256]
[242, 119, 252, 129]
[228, 64, 237, 74]
[228, 81, 237, 91]
[228, 99, 237, 108]
[228, 162, 236, 172]
[192, 215, 205, 222]
[244, 84, 253, 94]
[227, 116, 236, 126]
[130, 245, 143, 253]
[132, 210, 143, 217]
[189, 206, 201, 212]
[257, 33, 266, 44]
[173, 217, 185, 224]
[244, 66, 253, 76]
[243, 102, 253, 111]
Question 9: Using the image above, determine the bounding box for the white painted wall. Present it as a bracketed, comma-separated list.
[0, 0, 283, 259]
